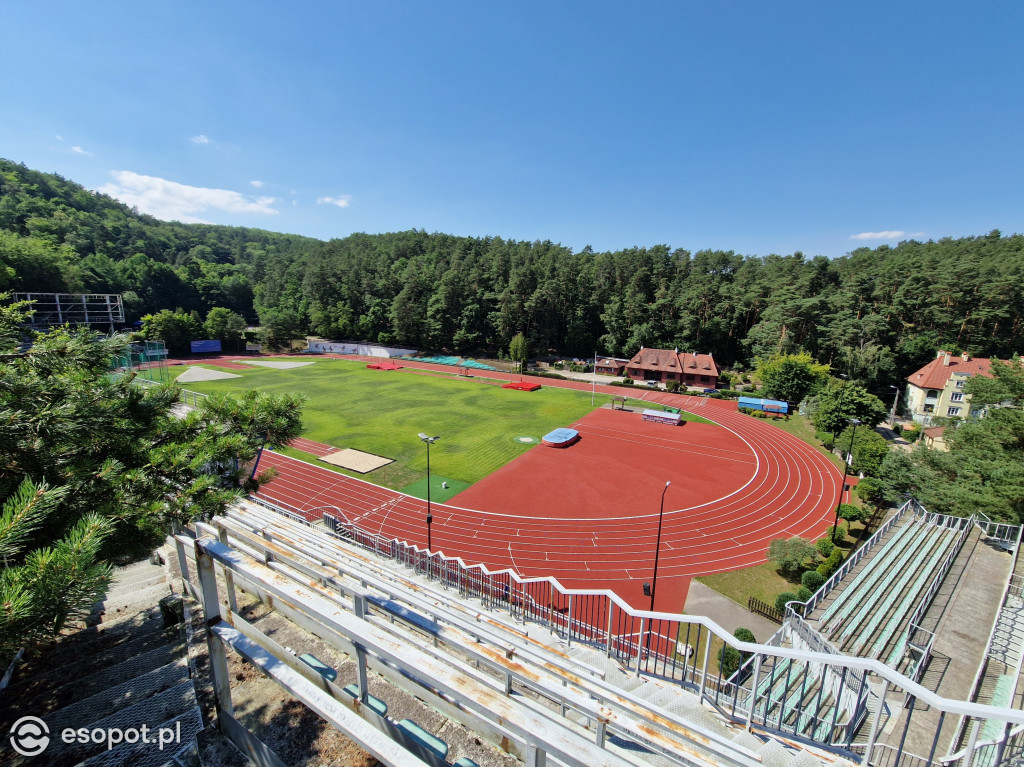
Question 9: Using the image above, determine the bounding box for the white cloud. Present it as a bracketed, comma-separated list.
[317, 195, 352, 208]
[97, 170, 279, 223]
[190, 134, 211, 144]
[55, 134, 64, 141]
[250, 180, 264, 188]
[71, 145, 92, 156]
[851, 230, 909, 239]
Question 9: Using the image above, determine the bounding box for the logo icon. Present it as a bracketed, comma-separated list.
[9, 716, 49, 757]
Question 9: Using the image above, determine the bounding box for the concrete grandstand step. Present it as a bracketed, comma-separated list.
[757, 738, 797, 767]
[108, 570, 167, 593]
[638, 682, 686, 707]
[98, 581, 172, 619]
[45, 656, 191, 735]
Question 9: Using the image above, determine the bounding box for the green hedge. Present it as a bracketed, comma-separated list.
[775, 592, 799, 614]
[801, 570, 825, 592]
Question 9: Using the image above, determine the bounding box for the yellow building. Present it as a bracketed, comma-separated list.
[904, 350, 993, 425]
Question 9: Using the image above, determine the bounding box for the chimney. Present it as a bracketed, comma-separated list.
[937, 350, 944, 358]
[962, 353, 970, 361]
[943, 353, 951, 366]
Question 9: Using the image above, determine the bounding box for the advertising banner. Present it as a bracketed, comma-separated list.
[190, 340, 222, 353]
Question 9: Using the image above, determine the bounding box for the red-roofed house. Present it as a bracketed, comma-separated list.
[595, 357, 630, 376]
[905, 350, 995, 424]
[625, 347, 720, 389]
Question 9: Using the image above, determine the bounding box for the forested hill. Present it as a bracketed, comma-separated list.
[2, 158, 1023, 387]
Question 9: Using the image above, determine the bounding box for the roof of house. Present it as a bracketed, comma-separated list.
[906, 351, 995, 390]
[627, 348, 719, 376]
[923, 426, 946, 439]
[597, 358, 629, 368]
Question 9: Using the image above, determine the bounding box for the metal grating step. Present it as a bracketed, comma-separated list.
[46, 657, 191, 735]
[9, 610, 166, 682]
[12, 640, 187, 718]
[3, 625, 181, 704]
[46, 681, 198, 764]
[74, 706, 204, 767]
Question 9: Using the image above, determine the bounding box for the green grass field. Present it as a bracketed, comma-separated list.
[176, 359, 611, 494]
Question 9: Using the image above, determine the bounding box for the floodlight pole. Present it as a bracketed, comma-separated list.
[832, 418, 861, 544]
[649, 481, 671, 612]
[889, 385, 901, 427]
[418, 433, 440, 550]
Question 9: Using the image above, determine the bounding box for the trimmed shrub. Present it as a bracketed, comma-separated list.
[801, 570, 825, 592]
[665, 379, 680, 393]
[827, 521, 848, 543]
[528, 370, 567, 380]
[815, 537, 835, 558]
[718, 645, 742, 677]
[818, 548, 844, 578]
[734, 627, 756, 644]
[796, 586, 813, 602]
[838, 503, 867, 523]
[775, 592, 799, 614]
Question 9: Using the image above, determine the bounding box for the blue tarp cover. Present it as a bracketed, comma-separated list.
[738, 396, 789, 414]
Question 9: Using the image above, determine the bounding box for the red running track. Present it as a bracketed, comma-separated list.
[255, 375, 842, 615]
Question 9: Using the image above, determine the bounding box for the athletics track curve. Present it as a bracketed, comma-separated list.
[253, 358, 843, 614]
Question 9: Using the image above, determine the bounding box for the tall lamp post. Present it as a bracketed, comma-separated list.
[889, 385, 901, 427]
[831, 418, 861, 543]
[418, 433, 440, 550]
[643, 481, 671, 612]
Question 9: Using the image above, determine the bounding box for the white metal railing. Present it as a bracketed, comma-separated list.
[182, 527, 769, 767]
[235, 494, 1024, 767]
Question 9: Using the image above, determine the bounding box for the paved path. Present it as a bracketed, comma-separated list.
[683, 581, 780, 642]
[886, 529, 1011, 756]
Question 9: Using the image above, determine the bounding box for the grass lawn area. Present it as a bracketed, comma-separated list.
[762, 413, 845, 471]
[697, 519, 870, 607]
[177, 359, 609, 492]
[696, 561, 796, 607]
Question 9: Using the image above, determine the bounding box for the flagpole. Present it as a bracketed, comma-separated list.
[592, 351, 597, 406]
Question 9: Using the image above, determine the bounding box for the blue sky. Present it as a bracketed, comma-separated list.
[2, 2, 1022, 258]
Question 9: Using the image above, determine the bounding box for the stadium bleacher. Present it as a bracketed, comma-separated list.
[172, 497, 1024, 767]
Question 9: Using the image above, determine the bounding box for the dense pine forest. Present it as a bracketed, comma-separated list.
[3, 158, 1023, 390]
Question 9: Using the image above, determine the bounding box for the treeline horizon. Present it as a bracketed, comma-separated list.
[2, 158, 1023, 392]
